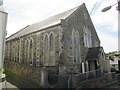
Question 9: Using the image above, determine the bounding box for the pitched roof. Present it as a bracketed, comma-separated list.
[86, 47, 103, 60]
[7, 5, 81, 41]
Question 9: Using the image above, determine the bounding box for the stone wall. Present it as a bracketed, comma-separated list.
[5, 61, 41, 86]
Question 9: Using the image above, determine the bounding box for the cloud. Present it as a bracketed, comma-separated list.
[97, 30, 118, 53]
[91, 0, 118, 32]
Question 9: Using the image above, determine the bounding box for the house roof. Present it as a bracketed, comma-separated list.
[7, 5, 81, 41]
[86, 47, 103, 61]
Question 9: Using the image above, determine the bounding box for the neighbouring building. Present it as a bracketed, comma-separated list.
[4, 3, 110, 87]
[110, 57, 119, 70]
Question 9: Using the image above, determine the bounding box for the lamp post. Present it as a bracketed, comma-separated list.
[0, 0, 8, 89]
[101, 1, 120, 12]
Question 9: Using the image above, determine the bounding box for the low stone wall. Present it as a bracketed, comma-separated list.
[4, 61, 41, 87]
[4, 61, 59, 88]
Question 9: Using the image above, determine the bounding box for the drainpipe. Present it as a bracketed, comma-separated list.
[68, 75, 72, 89]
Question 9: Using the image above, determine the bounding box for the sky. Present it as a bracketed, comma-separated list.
[3, 0, 118, 53]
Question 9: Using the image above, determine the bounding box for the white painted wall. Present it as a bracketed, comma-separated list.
[118, 0, 120, 52]
[0, 6, 7, 70]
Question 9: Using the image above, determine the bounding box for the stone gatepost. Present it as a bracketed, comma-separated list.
[40, 66, 49, 88]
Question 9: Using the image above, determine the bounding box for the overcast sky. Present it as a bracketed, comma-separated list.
[3, 0, 118, 53]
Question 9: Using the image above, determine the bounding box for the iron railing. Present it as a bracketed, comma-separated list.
[75, 69, 103, 82]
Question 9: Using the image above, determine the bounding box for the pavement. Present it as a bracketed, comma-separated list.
[5, 81, 19, 89]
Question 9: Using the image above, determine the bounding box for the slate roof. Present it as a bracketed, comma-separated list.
[86, 47, 103, 60]
[7, 5, 81, 41]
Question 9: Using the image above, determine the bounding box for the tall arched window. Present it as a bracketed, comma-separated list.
[12, 43, 15, 61]
[9, 43, 13, 61]
[5, 43, 8, 60]
[15, 42, 19, 62]
[76, 31, 81, 63]
[25, 40, 29, 64]
[43, 34, 49, 65]
[83, 26, 92, 47]
[49, 33, 55, 66]
[72, 30, 77, 63]
[7, 43, 10, 60]
[72, 30, 81, 64]
[17, 42, 19, 62]
[29, 39, 33, 65]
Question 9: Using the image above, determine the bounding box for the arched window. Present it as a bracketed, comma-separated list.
[29, 39, 33, 65]
[76, 31, 81, 63]
[25, 40, 29, 64]
[9, 43, 12, 61]
[49, 33, 55, 65]
[17, 42, 19, 62]
[83, 32, 87, 47]
[83, 26, 92, 47]
[50, 33, 54, 51]
[43, 34, 49, 66]
[72, 30, 81, 64]
[5, 44, 7, 60]
[12, 45, 14, 61]
[7, 43, 10, 60]
[12, 43, 15, 61]
[15, 42, 19, 62]
[72, 30, 77, 63]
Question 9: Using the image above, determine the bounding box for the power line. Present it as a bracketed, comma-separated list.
[40, 0, 71, 19]
[90, 0, 100, 15]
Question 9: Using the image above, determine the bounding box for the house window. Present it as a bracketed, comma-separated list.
[72, 30, 81, 64]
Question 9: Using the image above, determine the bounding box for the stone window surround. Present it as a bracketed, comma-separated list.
[71, 29, 81, 64]
[83, 26, 92, 48]
[43, 32, 55, 66]
[25, 38, 34, 65]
